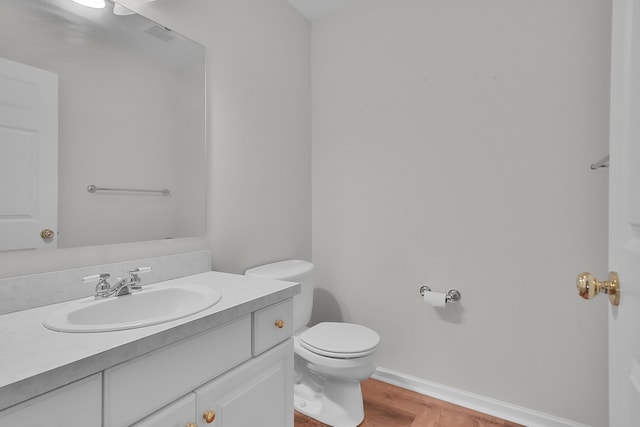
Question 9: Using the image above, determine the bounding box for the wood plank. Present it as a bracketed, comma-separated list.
[294, 379, 524, 427]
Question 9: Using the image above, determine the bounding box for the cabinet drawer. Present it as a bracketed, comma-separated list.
[0, 374, 101, 427]
[104, 315, 251, 427]
[252, 298, 293, 356]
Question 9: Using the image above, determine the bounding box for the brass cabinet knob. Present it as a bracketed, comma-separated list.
[275, 319, 285, 329]
[203, 410, 216, 423]
[185, 424, 197, 427]
[576, 271, 620, 305]
[40, 228, 55, 240]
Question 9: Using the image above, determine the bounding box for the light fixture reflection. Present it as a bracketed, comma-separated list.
[71, 0, 106, 8]
[113, 3, 135, 16]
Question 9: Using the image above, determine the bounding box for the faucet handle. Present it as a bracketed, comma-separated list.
[82, 273, 110, 283]
[128, 267, 151, 275]
[127, 267, 151, 291]
[82, 273, 112, 299]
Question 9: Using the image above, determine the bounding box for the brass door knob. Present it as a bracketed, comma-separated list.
[203, 410, 216, 423]
[576, 271, 620, 305]
[40, 228, 55, 240]
[275, 319, 285, 329]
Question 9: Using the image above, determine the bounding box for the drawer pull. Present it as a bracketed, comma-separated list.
[275, 319, 285, 329]
[203, 410, 216, 423]
[186, 424, 197, 427]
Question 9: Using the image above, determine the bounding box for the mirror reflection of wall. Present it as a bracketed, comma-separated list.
[0, 0, 206, 250]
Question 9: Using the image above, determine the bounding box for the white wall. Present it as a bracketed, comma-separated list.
[311, 1, 610, 425]
[130, 0, 313, 274]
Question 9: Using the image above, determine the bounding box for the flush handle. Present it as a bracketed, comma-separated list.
[576, 271, 620, 305]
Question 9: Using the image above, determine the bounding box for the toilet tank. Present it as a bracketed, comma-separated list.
[245, 260, 314, 332]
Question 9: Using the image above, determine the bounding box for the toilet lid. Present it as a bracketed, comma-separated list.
[299, 322, 380, 358]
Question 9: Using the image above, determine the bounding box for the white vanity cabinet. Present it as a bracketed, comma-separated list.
[0, 374, 101, 427]
[105, 298, 295, 427]
[0, 270, 300, 427]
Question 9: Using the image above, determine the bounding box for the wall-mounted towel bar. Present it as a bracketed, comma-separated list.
[590, 154, 609, 170]
[87, 185, 170, 196]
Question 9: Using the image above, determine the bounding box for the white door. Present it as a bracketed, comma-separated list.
[608, 0, 640, 425]
[0, 57, 58, 251]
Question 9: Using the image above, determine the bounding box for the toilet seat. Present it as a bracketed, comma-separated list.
[299, 322, 380, 359]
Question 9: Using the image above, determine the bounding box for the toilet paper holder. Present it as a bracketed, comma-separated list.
[419, 285, 461, 303]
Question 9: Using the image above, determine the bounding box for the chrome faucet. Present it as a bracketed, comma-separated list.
[83, 267, 152, 299]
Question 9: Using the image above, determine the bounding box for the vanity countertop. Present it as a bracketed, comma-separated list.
[0, 271, 299, 411]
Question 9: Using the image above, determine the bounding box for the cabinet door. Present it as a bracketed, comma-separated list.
[0, 374, 101, 427]
[131, 393, 197, 427]
[196, 339, 293, 427]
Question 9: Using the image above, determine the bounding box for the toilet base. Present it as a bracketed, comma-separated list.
[294, 377, 365, 427]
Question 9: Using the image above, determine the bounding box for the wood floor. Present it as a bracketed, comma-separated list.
[294, 379, 524, 427]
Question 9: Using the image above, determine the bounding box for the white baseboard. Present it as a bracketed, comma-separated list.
[372, 367, 591, 427]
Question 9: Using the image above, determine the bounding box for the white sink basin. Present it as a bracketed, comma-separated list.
[43, 284, 222, 333]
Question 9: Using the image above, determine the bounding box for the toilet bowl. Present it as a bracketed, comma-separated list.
[293, 322, 379, 427]
[244, 260, 380, 427]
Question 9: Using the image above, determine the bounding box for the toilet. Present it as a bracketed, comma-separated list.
[245, 260, 380, 427]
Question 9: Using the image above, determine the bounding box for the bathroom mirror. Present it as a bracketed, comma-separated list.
[0, 0, 206, 250]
